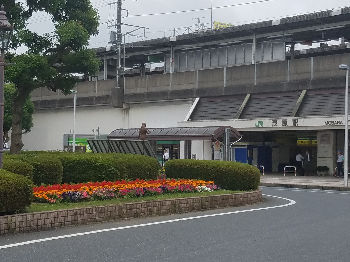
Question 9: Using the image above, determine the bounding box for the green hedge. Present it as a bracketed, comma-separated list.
[165, 160, 260, 191]
[114, 154, 160, 181]
[57, 153, 160, 183]
[57, 153, 120, 183]
[3, 159, 34, 180]
[0, 170, 33, 214]
[4, 152, 160, 184]
[5, 154, 63, 186]
[25, 155, 63, 186]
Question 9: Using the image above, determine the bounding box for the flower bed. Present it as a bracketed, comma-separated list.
[34, 179, 218, 204]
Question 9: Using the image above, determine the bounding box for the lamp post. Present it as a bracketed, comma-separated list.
[339, 64, 349, 187]
[70, 90, 77, 152]
[0, 6, 13, 168]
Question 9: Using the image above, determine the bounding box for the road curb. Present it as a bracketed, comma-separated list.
[0, 191, 262, 235]
[261, 183, 350, 191]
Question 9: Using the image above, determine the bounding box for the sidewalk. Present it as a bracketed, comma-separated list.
[260, 174, 350, 191]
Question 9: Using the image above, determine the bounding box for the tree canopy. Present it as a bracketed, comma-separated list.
[3, 0, 100, 153]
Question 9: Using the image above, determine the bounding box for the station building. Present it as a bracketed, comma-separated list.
[24, 7, 350, 174]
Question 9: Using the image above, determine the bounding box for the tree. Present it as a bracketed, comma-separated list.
[4, 84, 34, 144]
[3, 0, 100, 153]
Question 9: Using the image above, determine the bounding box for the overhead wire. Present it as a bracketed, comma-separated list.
[124, 0, 275, 18]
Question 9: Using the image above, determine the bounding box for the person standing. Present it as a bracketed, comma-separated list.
[139, 123, 150, 155]
[336, 151, 344, 177]
[163, 148, 170, 162]
[138, 123, 150, 140]
[163, 148, 170, 166]
[296, 152, 305, 176]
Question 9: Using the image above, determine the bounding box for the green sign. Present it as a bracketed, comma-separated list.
[68, 137, 91, 152]
[255, 121, 264, 128]
[156, 141, 180, 145]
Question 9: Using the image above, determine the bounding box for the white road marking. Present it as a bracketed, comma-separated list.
[291, 189, 304, 192]
[309, 190, 321, 193]
[0, 194, 296, 251]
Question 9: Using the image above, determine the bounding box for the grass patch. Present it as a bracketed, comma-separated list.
[27, 190, 237, 213]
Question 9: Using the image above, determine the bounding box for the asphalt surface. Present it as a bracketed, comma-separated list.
[1, 187, 350, 262]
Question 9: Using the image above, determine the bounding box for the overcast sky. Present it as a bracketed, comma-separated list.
[26, 0, 350, 49]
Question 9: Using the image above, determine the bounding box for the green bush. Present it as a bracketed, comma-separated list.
[0, 170, 33, 214]
[57, 153, 120, 183]
[165, 160, 260, 191]
[57, 153, 160, 183]
[2, 159, 34, 180]
[5, 153, 63, 185]
[20, 155, 63, 186]
[5, 152, 160, 184]
[114, 154, 160, 181]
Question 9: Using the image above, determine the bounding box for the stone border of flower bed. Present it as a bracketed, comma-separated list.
[0, 191, 262, 235]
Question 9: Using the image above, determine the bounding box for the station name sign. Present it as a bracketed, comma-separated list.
[324, 120, 344, 126]
[250, 117, 346, 129]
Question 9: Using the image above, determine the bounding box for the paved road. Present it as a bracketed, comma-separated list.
[1, 187, 350, 262]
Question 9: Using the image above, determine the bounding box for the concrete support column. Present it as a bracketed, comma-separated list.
[317, 130, 336, 174]
[103, 58, 108, 80]
[180, 141, 185, 159]
[310, 57, 314, 80]
[223, 67, 227, 88]
[252, 34, 257, 86]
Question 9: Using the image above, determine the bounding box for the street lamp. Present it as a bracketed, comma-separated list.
[0, 5, 13, 168]
[70, 89, 77, 153]
[339, 64, 349, 187]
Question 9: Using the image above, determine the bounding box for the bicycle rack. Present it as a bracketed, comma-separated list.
[256, 165, 265, 176]
[284, 166, 297, 176]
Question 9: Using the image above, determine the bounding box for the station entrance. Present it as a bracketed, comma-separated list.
[237, 131, 318, 174]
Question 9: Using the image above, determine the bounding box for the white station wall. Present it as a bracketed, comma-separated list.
[22, 100, 193, 151]
[191, 140, 212, 160]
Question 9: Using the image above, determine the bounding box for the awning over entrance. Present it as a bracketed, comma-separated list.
[108, 126, 241, 141]
[88, 139, 156, 157]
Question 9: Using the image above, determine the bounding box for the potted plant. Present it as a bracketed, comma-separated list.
[316, 166, 329, 176]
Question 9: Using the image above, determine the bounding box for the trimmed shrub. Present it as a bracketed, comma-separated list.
[5, 154, 63, 185]
[57, 153, 160, 183]
[165, 160, 260, 191]
[3, 159, 34, 180]
[114, 154, 160, 181]
[57, 153, 120, 183]
[0, 170, 33, 214]
[22, 155, 63, 186]
[5, 152, 160, 184]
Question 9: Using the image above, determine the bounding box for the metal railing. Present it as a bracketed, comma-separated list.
[256, 165, 265, 176]
[284, 166, 297, 176]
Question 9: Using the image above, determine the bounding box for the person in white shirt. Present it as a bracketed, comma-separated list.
[163, 148, 170, 166]
[296, 152, 305, 176]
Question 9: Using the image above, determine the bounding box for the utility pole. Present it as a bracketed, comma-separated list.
[116, 0, 122, 89]
[107, 0, 148, 91]
[108, 0, 123, 89]
[210, 0, 213, 30]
